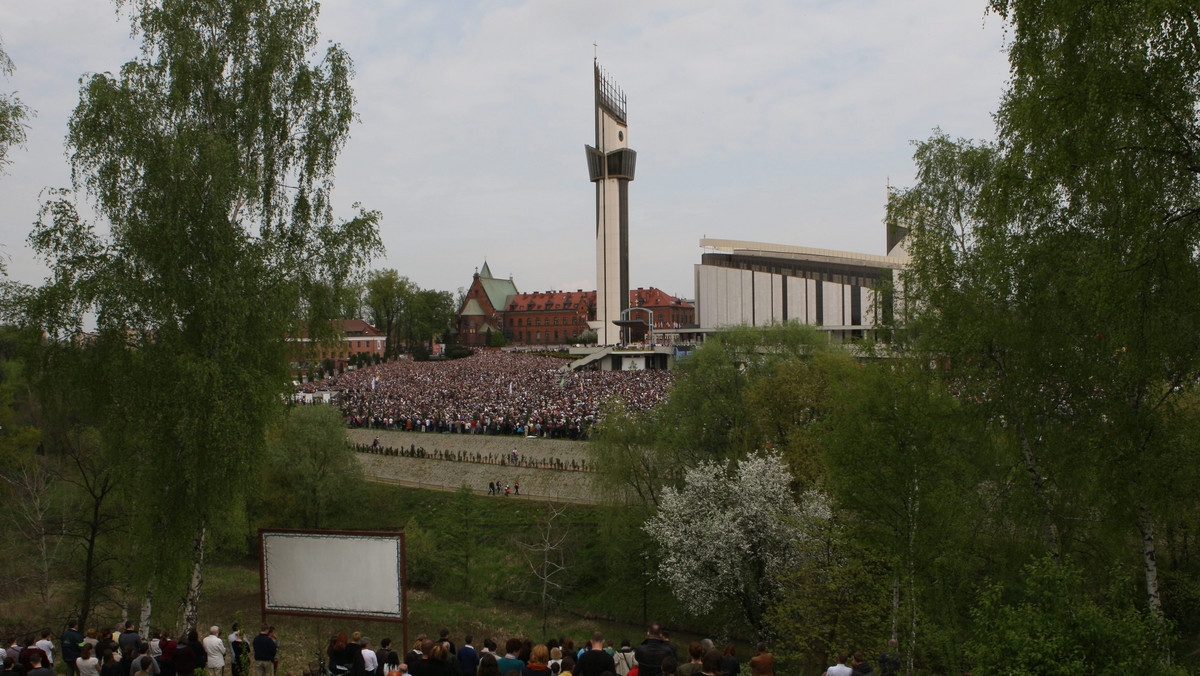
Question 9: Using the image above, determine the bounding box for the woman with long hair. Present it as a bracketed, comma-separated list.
[77, 643, 100, 676]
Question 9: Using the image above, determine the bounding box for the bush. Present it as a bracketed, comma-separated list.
[444, 344, 473, 360]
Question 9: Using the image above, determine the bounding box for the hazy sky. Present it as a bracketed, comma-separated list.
[0, 1, 1009, 303]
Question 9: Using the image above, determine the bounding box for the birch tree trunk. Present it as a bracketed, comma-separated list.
[181, 526, 207, 633]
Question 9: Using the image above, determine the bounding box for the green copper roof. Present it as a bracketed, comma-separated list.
[460, 297, 486, 316]
[479, 276, 518, 312]
[480, 261, 493, 278]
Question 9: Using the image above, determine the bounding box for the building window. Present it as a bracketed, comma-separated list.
[536, 318, 541, 326]
[554, 317, 560, 325]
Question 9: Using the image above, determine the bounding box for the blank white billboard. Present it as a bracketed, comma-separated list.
[261, 531, 404, 619]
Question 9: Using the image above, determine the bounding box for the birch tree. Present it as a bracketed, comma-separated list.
[5, 0, 380, 629]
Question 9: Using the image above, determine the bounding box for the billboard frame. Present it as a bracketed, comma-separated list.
[258, 528, 408, 650]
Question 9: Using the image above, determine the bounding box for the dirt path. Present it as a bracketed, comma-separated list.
[349, 428, 602, 503]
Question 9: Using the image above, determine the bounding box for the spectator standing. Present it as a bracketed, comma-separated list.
[251, 627, 276, 676]
[849, 652, 873, 676]
[119, 625, 141, 662]
[718, 647, 737, 676]
[632, 626, 675, 676]
[495, 640, 524, 676]
[574, 635, 613, 676]
[202, 628, 226, 676]
[362, 640, 378, 676]
[78, 643, 101, 676]
[63, 622, 85, 676]
[612, 641, 634, 676]
[27, 652, 54, 676]
[877, 641, 899, 676]
[456, 638, 478, 676]
[824, 654, 852, 676]
[36, 631, 55, 669]
[748, 645, 772, 676]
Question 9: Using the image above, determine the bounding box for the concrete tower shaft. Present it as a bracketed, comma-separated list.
[584, 62, 636, 346]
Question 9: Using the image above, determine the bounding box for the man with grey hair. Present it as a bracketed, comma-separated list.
[203, 627, 227, 676]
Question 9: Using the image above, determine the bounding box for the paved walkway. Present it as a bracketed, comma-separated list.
[350, 428, 601, 503]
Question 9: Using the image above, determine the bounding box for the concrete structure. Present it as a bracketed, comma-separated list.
[585, 61, 636, 345]
[694, 236, 908, 341]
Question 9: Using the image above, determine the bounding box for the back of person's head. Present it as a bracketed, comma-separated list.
[755, 643, 765, 654]
[429, 644, 447, 663]
[687, 643, 703, 661]
[550, 664, 561, 676]
[381, 639, 391, 649]
[560, 656, 575, 673]
[82, 643, 94, 660]
[721, 645, 735, 658]
[125, 623, 135, 631]
[620, 640, 629, 649]
[550, 648, 562, 661]
[187, 630, 199, 643]
[463, 637, 472, 646]
[529, 645, 549, 666]
[29, 653, 42, 667]
[352, 633, 362, 644]
[209, 627, 219, 637]
[4, 657, 14, 670]
[139, 642, 150, 655]
[591, 633, 604, 647]
[853, 652, 864, 664]
[484, 639, 497, 653]
[660, 657, 676, 676]
[478, 654, 501, 676]
[420, 641, 434, 656]
[646, 624, 661, 639]
[439, 630, 450, 640]
[334, 634, 348, 651]
[838, 653, 848, 665]
[504, 639, 522, 656]
[139, 657, 152, 672]
[701, 651, 721, 675]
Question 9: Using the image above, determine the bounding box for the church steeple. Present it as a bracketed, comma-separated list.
[479, 261, 493, 279]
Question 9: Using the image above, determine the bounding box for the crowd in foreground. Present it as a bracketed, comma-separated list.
[5, 621, 899, 676]
[299, 351, 673, 439]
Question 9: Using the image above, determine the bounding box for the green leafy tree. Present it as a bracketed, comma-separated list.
[365, 269, 411, 357]
[967, 556, 1183, 675]
[5, 0, 380, 630]
[653, 323, 833, 470]
[409, 288, 455, 350]
[254, 405, 363, 529]
[0, 36, 32, 177]
[891, 2, 1200, 658]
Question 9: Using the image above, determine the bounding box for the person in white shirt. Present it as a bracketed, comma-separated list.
[36, 631, 55, 667]
[824, 654, 852, 676]
[203, 627, 227, 676]
[361, 639, 378, 676]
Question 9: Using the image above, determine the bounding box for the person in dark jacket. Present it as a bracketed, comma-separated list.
[632, 626, 675, 676]
[62, 622, 85, 676]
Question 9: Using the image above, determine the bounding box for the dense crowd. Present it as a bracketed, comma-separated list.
[299, 351, 673, 439]
[5, 620, 897, 676]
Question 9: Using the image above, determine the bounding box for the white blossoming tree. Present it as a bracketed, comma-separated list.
[643, 451, 830, 634]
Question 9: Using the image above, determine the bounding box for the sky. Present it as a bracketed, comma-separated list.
[0, 1, 1010, 304]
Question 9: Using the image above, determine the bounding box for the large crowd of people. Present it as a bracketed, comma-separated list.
[4, 620, 898, 676]
[299, 351, 673, 439]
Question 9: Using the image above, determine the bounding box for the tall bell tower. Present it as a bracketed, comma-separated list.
[585, 61, 636, 346]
